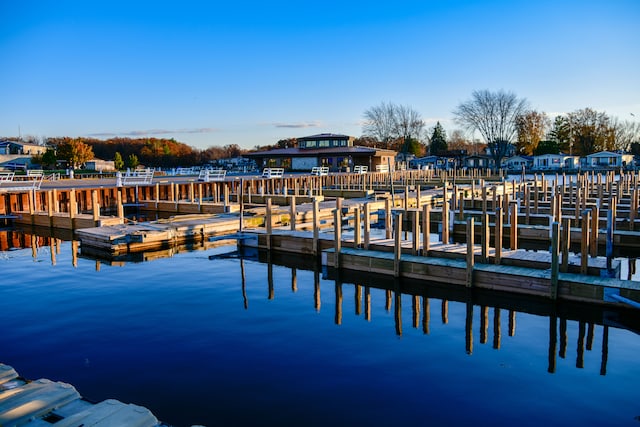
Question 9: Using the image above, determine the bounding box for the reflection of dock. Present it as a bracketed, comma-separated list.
[247, 250, 638, 375]
[0, 364, 161, 426]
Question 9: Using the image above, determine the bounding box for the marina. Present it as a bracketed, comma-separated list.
[1, 168, 640, 426]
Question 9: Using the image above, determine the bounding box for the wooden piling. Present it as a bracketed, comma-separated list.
[363, 202, 371, 250]
[442, 186, 449, 244]
[494, 207, 502, 264]
[466, 217, 474, 287]
[581, 209, 590, 275]
[394, 212, 402, 277]
[266, 198, 272, 250]
[510, 201, 518, 250]
[550, 221, 560, 299]
[422, 204, 430, 254]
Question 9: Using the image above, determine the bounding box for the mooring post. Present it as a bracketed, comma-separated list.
[385, 197, 392, 239]
[510, 201, 518, 250]
[494, 207, 502, 264]
[354, 206, 361, 248]
[466, 217, 475, 287]
[266, 197, 272, 250]
[289, 195, 296, 231]
[312, 198, 319, 256]
[394, 211, 402, 277]
[590, 204, 599, 258]
[117, 189, 124, 220]
[334, 208, 342, 269]
[92, 190, 100, 225]
[550, 221, 560, 300]
[481, 213, 489, 263]
[411, 208, 419, 255]
[581, 209, 591, 275]
[422, 204, 430, 255]
[606, 208, 614, 272]
[363, 202, 371, 250]
[442, 185, 449, 244]
[561, 217, 570, 273]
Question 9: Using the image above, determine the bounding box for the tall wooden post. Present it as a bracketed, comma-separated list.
[354, 207, 361, 248]
[266, 198, 272, 250]
[481, 213, 489, 263]
[363, 202, 371, 250]
[394, 212, 402, 277]
[289, 195, 296, 231]
[442, 185, 449, 244]
[494, 207, 502, 264]
[92, 190, 100, 225]
[334, 209, 342, 269]
[510, 201, 518, 250]
[117, 189, 124, 220]
[466, 217, 475, 287]
[313, 199, 319, 256]
[385, 198, 392, 239]
[422, 204, 430, 254]
[550, 221, 560, 300]
[581, 209, 590, 275]
[411, 209, 419, 255]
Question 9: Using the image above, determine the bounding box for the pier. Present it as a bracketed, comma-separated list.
[1, 168, 640, 309]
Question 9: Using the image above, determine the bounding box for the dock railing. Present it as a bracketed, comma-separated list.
[198, 169, 227, 182]
[262, 168, 284, 178]
[0, 175, 44, 192]
[122, 169, 155, 186]
[311, 166, 329, 176]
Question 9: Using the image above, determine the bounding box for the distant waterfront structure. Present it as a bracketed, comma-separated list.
[244, 133, 396, 172]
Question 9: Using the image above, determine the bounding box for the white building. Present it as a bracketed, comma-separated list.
[532, 154, 579, 170]
[583, 151, 634, 169]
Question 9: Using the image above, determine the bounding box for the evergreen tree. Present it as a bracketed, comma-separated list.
[127, 153, 139, 169]
[429, 122, 447, 155]
[114, 152, 124, 170]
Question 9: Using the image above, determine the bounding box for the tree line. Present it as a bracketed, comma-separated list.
[362, 92, 640, 169]
[7, 136, 248, 170]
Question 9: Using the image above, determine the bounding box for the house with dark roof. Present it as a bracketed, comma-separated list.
[244, 133, 396, 172]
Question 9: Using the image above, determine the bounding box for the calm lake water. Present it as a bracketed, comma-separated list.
[1, 230, 639, 427]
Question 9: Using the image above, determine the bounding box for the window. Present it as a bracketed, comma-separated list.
[318, 140, 329, 147]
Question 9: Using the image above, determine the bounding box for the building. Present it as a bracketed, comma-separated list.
[532, 154, 579, 171]
[463, 154, 494, 170]
[84, 159, 116, 172]
[244, 133, 396, 172]
[0, 140, 48, 156]
[502, 155, 533, 171]
[583, 151, 635, 169]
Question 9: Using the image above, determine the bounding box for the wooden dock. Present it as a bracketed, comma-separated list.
[0, 363, 165, 427]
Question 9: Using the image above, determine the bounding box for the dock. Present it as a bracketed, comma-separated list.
[0, 363, 168, 427]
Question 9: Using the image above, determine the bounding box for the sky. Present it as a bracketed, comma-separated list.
[1, 0, 639, 151]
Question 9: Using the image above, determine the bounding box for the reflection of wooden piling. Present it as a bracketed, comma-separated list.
[508, 310, 516, 336]
[586, 323, 594, 351]
[412, 295, 420, 329]
[314, 270, 321, 312]
[422, 297, 430, 334]
[441, 300, 448, 324]
[559, 318, 567, 359]
[493, 308, 501, 349]
[600, 326, 608, 376]
[335, 282, 343, 325]
[465, 301, 473, 355]
[394, 291, 402, 336]
[576, 321, 585, 369]
[548, 315, 557, 374]
[364, 286, 371, 321]
[480, 305, 488, 344]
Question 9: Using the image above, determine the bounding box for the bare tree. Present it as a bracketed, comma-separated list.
[610, 118, 640, 152]
[362, 102, 397, 147]
[362, 102, 425, 149]
[453, 90, 528, 170]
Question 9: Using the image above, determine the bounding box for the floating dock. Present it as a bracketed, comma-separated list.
[0, 363, 164, 427]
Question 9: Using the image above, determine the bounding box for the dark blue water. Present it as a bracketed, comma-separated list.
[1, 235, 639, 426]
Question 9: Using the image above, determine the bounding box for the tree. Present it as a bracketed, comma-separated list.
[610, 118, 640, 152]
[127, 153, 139, 169]
[55, 138, 94, 169]
[515, 110, 550, 155]
[429, 122, 447, 155]
[114, 152, 124, 170]
[564, 108, 614, 155]
[362, 102, 425, 149]
[548, 116, 571, 152]
[42, 149, 57, 169]
[453, 90, 528, 170]
[534, 140, 560, 155]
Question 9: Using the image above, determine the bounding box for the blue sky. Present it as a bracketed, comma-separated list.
[1, 0, 638, 150]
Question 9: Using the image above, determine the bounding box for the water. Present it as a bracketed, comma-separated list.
[1, 232, 639, 426]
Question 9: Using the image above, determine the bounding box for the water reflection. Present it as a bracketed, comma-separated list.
[2, 227, 639, 378]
